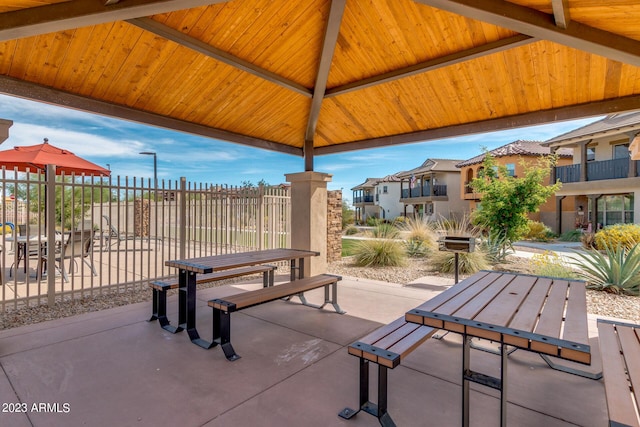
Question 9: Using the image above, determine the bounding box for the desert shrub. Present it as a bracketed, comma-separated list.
[393, 216, 407, 225]
[559, 229, 583, 242]
[570, 243, 640, 296]
[479, 232, 514, 264]
[530, 251, 577, 279]
[594, 223, 640, 251]
[434, 214, 480, 236]
[344, 225, 359, 236]
[403, 239, 430, 258]
[368, 223, 400, 239]
[366, 217, 382, 227]
[398, 217, 437, 248]
[352, 239, 407, 267]
[523, 220, 555, 241]
[431, 249, 489, 275]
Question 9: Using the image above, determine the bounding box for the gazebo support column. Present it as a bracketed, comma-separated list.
[285, 171, 332, 277]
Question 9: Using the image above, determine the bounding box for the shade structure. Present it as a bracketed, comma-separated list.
[0, 139, 110, 176]
[0, 0, 640, 166]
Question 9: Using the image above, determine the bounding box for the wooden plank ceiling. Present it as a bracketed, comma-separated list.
[0, 0, 639, 165]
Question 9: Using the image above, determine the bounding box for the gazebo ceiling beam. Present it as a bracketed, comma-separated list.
[304, 0, 347, 143]
[126, 18, 312, 98]
[0, 0, 229, 42]
[0, 75, 302, 157]
[414, 0, 640, 67]
[551, 0, 571, 29]
[325, 34, 536, 98]
[315, 95, 640, 155]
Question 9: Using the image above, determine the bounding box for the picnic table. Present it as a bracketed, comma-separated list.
[405, 270, 592, 427]
[164, 248, 319, 349]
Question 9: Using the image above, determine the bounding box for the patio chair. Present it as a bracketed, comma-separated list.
[54, 230, 97, 282]
[102, 215, 136, 248]
[9, 224, 46, 278]
[0, 222, 15, 252]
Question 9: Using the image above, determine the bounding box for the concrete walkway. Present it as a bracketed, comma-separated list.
[0, 273, 608, 427]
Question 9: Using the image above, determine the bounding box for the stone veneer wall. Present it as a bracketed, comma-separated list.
[327, 190, 343, 262]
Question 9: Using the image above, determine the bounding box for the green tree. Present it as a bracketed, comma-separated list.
[470, 153, 560, 243]
[342, 200, 354, 228]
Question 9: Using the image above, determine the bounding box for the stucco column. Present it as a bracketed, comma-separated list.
[0, 118, 12, 144]
[285, 171, 332, 277]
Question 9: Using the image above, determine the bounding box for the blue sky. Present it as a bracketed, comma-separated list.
[0, 94, 600, 201]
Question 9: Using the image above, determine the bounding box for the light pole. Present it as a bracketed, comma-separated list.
[139, 151, 157, 188]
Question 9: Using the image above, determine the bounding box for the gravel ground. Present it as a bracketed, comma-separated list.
[1, 255, 638, 330]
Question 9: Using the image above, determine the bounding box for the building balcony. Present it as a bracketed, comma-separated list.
[353, 195, 374, 204]
[400, 184, 447, 200]
[555, 158, 640, 183]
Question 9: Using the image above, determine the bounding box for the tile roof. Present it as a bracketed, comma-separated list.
[396, 159, 462, 178]
[544, 111, 640, 146]
[455, 140, 572, 167]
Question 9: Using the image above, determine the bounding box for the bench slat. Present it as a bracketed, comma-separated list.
[209, 274, 340, 311]
[357, 317, 410, 346]
[387, 325, 436, 361]
[598, 321, 640, 427]
[150, 265, 275, 290]
[618, 325, 640, 425]
[348, 316, 436, 368]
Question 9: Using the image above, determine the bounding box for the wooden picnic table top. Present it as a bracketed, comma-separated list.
[165, 248, 320, 274]
[406, 270, 592, 364]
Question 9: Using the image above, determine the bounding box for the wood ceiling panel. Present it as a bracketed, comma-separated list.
[1, 0, 640, 156]
[316, 39, 640, 147]
[329, 0, 518, 87]
[0, 0, 67, 13]
[508, 0, 640, 41]
[153, 0, 328, 89]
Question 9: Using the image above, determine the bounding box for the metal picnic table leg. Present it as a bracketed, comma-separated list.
[462, 335, 470, 427]
[180, 269, 214, 350]
[461, 334, 508, 427]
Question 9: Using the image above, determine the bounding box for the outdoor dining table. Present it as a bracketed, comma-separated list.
[405, 270, 592, 427]
[164, 248, 319, 349]
[6, 234, 65, 276]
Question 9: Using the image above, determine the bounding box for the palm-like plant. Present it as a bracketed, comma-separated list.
[570, 243, 640, 296]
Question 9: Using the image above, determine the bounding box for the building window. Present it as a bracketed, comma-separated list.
[613, 143, 630, 159]
[586, 147, 596, 162]
[592, 194, 634, 227]
[505, 163, 516, 177]
[383, 185, 388, 194]
[425, 203, 434, 215]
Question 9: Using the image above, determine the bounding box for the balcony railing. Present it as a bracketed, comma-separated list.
[401, 184, 447, 199]
[353, 195, 374, 203]
[555, 158, 640, 183]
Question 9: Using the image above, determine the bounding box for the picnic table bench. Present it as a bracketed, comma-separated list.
[339, 316, 437, 426]
[208, 273, 344, 361]
[149, 264, 277, 333]
[597, 319, 640, 427]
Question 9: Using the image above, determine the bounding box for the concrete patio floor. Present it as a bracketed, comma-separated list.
[0, 273, 609, 427]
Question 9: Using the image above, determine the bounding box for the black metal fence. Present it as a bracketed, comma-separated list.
[0, 168, 291, 312]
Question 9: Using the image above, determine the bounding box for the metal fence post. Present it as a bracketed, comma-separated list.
[179, 177, 186, 260]
[46, 165, 57, 306]
[258, 186, 264, 250]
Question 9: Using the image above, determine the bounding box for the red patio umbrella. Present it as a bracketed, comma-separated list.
[0, 138, 110, 176]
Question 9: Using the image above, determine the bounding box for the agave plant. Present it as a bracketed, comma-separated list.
[570, 243, 640, 296]
[479, 232, 514, 263]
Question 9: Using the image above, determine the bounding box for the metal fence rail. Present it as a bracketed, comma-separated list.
[0, 169, 291, 312]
